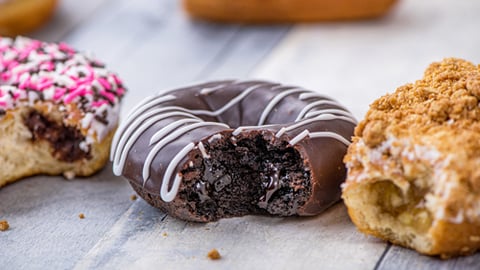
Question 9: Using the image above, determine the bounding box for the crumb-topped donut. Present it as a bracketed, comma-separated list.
[343, 58, 480, 258]
[182, 0, 399, 23]
[0, 36, 126, 187]
[111, 80, 356, 222]
[0, 0, 58, 37]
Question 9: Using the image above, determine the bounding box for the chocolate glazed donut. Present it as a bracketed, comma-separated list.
[111, 80, 356, 222]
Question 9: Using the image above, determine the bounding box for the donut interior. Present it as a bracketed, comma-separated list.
[135, 131, 312, 222]
[345, 180, 434, 252]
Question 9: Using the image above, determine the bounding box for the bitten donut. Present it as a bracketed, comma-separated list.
[343, 58, 480, 258]
[182, 0, 399, 23]
[0, 36, 126, 187]
[111, 80, 356, 222]
[0, 0, 58, 37]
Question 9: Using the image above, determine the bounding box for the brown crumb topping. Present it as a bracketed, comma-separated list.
[0, 220, 9, 231]
[79, 213, 85, 219]
[356, 58, 480, 155]
[207, 249, 221, 260]
[348, 58, 480, 223]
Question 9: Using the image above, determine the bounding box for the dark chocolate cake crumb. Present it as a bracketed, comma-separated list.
[0, 220, 10, 231]
[179, 132, 311, 221]
[23, 110, 91, 162]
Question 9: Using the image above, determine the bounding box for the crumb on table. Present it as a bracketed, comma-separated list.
[78, 213, 85, 219]
[162, 232, 168, 237]
[63, 171, 76, 180]
[207, 249, 221, 260]
[130, 194, 137, 201]
[0, 220, 10, 231]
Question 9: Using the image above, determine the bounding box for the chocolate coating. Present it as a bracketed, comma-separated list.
[111, 80, 356, 222]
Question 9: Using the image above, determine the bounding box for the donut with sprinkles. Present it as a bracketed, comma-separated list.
[0, 36, 126, 187]
[111, 80, 356, 222]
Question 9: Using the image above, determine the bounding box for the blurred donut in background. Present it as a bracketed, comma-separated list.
[182, 0, 399, 23]
[0, 0, 58, 37]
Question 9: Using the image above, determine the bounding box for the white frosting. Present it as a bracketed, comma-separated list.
[142, 122, 229, 186]
[289, 130, 351, 146]
[257, 88, 305, 125]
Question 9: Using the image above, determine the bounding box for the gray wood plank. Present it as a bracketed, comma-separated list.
[74, 203, 383, 270]
[0, 165, 134, 270]
[376, 245, 480, 270]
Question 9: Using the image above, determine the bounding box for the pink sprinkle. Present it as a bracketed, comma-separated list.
[40, 61, 54, 71]
[7, 61, 19, 69]
[97, 78, 111, 90]
[116, 88, 126, 95]
[18, 77, 31, 89]
[0, 101, 6, 107]
[1, 72, 11, 81]
[112, 75, 123, 85]
[86, 66, 94, 80]
[100, 90, 115, 102]
[53, 88, 67, 101]
[59, 43, 75, 54]
[38, 81, 54, 91]
[92, 100, 108, 107]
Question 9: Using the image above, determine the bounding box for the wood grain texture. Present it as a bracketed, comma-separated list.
[0, 165, 133, 270]
[74, 203, 383, 270]
[376, 246, 480, 270]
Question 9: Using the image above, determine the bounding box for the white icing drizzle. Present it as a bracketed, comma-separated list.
[112, 110, 201, 175]
[299, 92, 330, 100]
[142, 122, 229, 186]
[199, 82, 232, 95]
[276, 114, 357, 138]
[232, 124, 278, 136]
[188, 83, 268, 117]
[305, 108, 355, 119]
[289, 130, 351, 147]
[149, 118, 201, 145]
[257, 88, 305, 125]
[197, 141, 211, 159]
[295, 100, 349, 121]
[161, 143, 195, 202]
[110, 94, 176, 160]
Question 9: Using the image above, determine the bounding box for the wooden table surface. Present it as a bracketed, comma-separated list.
[2, 0, 480, 269]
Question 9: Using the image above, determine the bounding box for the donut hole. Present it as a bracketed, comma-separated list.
[178, 131, 312, 221]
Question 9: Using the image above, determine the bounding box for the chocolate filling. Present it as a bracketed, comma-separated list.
[177, 133, 311, 221]
[23, 110, 91, 162]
